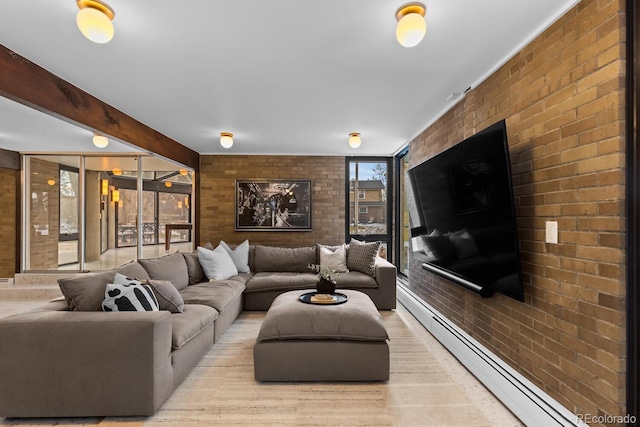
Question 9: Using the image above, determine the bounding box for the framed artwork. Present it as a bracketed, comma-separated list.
[235, 179, 312, 231]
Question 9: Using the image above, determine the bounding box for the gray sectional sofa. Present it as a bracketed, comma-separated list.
[0, 243, 396, 418]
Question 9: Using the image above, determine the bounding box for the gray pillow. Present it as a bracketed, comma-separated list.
[146, 279, 185, 313]
[58, 270, 115, 311]
[138, 252, 189, 290]
[197, 245, 238, 280]
[346, 239, 380, 278]
[219, 240, 251, 273]
[181, 251, 207, 285]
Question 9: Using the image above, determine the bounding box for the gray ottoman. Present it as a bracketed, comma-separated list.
[254, 289, 389, 382]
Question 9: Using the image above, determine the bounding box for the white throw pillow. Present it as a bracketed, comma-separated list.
[319, 244, 349, 273]
[197, 245, 239, 281]
[102, 282, 159, 312]
[219, 240, 251, 273]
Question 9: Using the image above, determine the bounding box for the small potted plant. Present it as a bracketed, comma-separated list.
[308, 263, 340, 294]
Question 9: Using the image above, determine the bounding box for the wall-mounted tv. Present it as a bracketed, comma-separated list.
[407, 120, 524, 301]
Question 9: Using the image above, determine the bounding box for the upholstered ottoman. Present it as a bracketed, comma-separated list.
[254, 289, 389, 382]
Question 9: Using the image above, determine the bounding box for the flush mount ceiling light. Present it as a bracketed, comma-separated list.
[165, 181, 173, 188]
[349, 133, 361, 149]
[112, 167, 122, 176]
[220, 132, 234, 149]
[92, 133, 108, 148]
[395, 2, 426, 48]
[76, 0, 115, 44]
[179, 168, 189, 176]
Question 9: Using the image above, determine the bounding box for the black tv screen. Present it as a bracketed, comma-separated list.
[408, 120, 524, 301]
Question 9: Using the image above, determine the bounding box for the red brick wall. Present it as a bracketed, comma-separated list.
[199, 155, 345, 247]
[407, 0, 627, 421]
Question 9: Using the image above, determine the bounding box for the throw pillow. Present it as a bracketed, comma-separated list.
[219, 240, 251, 273]
[58, 270, 115, 311]
[102, 282, 159, 312]
[181, 251, 207, 285]
[113, 272, 142, 286]
[197, 245, 238, 281]
[146, 279, 185, 313]
[346, 239, 380, 278]
[318, 244, 349, 273]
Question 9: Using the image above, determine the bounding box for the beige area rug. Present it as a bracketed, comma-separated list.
[1, 305, 522, 427]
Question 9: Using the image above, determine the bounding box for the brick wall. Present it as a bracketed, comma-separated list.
[407, 0, 627, 422]
[0, 168, 18, 277]
[199, 155, 345, 247]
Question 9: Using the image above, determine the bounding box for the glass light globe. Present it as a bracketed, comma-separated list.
[349, 133, 361, 149]
[93, 134, 109, 148]
[76, 7, 114, 44]
[396, 13, 426, 48]
[220, 133, 234, 148]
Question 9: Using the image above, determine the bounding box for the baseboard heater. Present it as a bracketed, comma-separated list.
[421, 262, 494, 298]
[397, 284, 587, 427]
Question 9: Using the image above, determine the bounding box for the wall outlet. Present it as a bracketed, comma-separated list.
[545, 221, 558, 244]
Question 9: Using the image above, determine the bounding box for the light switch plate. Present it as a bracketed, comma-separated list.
[545, 221, 558, 244]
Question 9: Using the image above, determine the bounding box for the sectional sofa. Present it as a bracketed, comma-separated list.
[0, 243, 396, 418]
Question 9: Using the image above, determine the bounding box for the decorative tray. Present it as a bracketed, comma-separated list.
[299, 292, 348, 305]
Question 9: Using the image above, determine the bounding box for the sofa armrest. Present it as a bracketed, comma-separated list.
[373, 256, 397, 309]
[0, 310, 174, 417]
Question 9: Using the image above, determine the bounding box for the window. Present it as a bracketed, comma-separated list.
[395, 147, 410, 276]
[346, 158, 392, 260]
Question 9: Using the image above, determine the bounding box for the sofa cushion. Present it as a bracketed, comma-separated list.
[114, 260, 150, 281]
[347, 239, 380, 278]
[147, 280, 185, 313]
[171, 304, 218, 350]
[244, 272, 318, 293]
[179, 281, 246, 312]
[58, 270, 116, 311]
[253, 245, 317, 273]
[102, 283, 159, 312]
[256, 289, 388, 342]
[138, 252, 189, 291]
[197, 246, 238, 281]
[181, 251, 207, 285]
[219, 240, 251, 273]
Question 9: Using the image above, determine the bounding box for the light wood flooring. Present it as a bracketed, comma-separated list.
[0, 300, 523, 426]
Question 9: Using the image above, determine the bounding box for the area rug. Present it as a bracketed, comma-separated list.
[1, 305, 521, 427]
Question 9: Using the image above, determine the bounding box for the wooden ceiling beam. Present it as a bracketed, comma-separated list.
[0, 44, 199, 170]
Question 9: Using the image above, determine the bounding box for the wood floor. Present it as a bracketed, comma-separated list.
[0, 301, 523, 426]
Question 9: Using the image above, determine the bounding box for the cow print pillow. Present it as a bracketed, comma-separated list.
[102, 282, 159, 312]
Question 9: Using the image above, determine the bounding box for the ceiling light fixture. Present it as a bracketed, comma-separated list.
[76, 0, 115, 44]
[112, 167, 122, 176]
[47, 179, 56, 186]
[395, 3, 426, 48]
[179, 168, 188, 176]
[220, 132, 234, 149]
[165, 181, 173, 188]
[349, 133, 361, 149]
[92, 133, 109, 148]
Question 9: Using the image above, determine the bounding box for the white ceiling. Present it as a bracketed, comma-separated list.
[0, 0, 579, 157]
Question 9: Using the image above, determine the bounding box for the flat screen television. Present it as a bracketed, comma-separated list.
[407, 120, 524, 301]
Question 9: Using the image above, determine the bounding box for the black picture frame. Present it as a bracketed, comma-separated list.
[235, 179, 312, 231]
